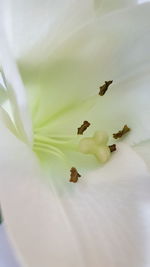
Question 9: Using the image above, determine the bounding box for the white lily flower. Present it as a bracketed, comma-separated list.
[0, 1, 150, 267]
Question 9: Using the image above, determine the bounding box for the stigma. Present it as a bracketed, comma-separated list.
[78, 131, 111, 163]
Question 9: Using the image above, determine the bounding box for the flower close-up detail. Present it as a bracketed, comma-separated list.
[0, 0, 150, 266]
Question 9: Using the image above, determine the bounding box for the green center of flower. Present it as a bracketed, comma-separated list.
[31, 80, 115, 167]
[0, 72, 130, 182]
[33, 133, 77, 160]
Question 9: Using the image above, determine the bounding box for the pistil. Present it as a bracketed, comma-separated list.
[78, 131, 111, 163]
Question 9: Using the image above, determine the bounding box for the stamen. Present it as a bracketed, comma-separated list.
[77, 120, 90, 135]
[109, 144, 117, 152]
[113, 125, 130, 139]
[70, 167, 81, 183]
[99, 80, 113, 96]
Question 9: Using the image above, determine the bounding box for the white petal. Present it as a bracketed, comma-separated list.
[19, 3, 150, 67]
[1, 0, 95, 59]
[20, 4, 150, 144]
[0, 23, 32, 142]
[1, 0, 139, 60]
[134, 140, 150, 171]
[89, 71, 150, 145]
[138, 0, 150, 3]
[0, 121, 150, 267]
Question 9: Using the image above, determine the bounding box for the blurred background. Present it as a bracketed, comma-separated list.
[0, 224, 19, 267]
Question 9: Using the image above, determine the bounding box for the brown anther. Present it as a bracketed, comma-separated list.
[113, 125, 130, 139]
[99, 80, 113, 96]
[109, 144, 116, 153]
[69, 167, 81, 183]
[77, 120, 90, 135]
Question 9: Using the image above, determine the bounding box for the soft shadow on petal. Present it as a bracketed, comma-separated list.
[2, 0, 139, 59]
[94, 0, 137, 14]
[1, 0, 95, 59]
[134, 140, 150, 171]
[0, 121, 150, 267]
[19, 3, 150, 68]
